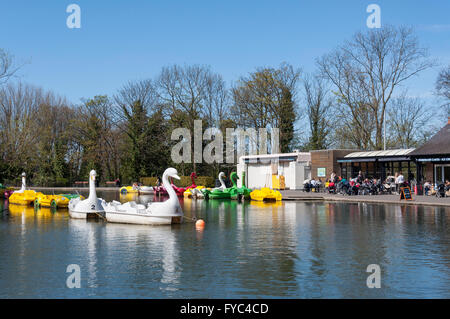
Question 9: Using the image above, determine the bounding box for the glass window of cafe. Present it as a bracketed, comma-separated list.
[435, 164, 450, 184]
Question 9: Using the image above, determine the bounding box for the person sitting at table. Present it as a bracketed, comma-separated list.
[356, 171, 364, 184]
[303, 179, 311, 192]
[445, 180, 450, 197]
[445, 180, 450, 190]
[310, 178, 318, 192]
[424, 181, 432, 196]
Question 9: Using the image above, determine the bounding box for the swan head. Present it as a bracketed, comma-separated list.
[219, 172, 226, 179]
[190, 172, 197, 178]
[164, 167, 180, 180]
[89, 170, 97, 181]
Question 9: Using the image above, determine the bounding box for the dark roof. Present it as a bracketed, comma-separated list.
[409, 123, 450, 156]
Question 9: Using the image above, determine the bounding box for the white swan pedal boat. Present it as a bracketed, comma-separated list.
[68, 170, 106, 219]
[104, 168, 183, 225]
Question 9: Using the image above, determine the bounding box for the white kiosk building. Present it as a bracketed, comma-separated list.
[237, 151, 311, 190]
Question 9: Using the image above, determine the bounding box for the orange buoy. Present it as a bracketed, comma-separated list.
[195, 219, 205, 229]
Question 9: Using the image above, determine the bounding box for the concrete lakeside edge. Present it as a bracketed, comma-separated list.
[280, 190, 450, 208]
[9, 187, 450, 208]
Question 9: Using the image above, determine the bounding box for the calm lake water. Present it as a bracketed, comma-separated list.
[1, 190, 450, 298]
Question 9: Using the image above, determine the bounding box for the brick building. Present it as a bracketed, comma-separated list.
[410, 117, 450, 185]
[310, 150, 356, 180]
[240, 118, 450, 190]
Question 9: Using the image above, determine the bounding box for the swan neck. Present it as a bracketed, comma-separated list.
[219, 174, 226, 188]
[231, 174, 237, 187]
[88, 175, 97, 200]
[163, 172, 177, 200]
[21, 176, 26, 191]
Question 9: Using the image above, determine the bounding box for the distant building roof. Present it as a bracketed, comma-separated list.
[344, 149, 415, 158]
[239, 152, 311, 163]
[336, 148, 415, 163]
[409, 120, 450, 157]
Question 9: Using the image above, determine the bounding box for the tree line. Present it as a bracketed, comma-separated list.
[0, 25, 449, 186]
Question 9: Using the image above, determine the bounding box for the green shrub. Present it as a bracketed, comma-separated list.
[54, 177, 69, 187]
[140, 177, 158, 186]
[195, 176, 215, 188]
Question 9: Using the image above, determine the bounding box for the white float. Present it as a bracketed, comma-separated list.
[68, 170, 106, 219]
[104, 167, 183, 225]
[190, 188, 205, 199]
[138, 186, 154, 194]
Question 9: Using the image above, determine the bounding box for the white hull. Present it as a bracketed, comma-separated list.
[69, 209, 105, 219]
[138, 190, 154, 195]
[105, 212, 182, 225]
[68, 170, 105, 219]
[138, 186, 154, 195]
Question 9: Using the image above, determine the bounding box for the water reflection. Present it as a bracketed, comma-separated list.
[1, 195, 450, 298]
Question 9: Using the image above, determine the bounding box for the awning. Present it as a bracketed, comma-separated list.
[337, 148, 415, 163]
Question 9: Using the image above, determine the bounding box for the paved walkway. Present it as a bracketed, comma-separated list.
[280, 190, 450, 208]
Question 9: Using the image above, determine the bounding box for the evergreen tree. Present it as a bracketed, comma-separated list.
[279, 87, 296, 153]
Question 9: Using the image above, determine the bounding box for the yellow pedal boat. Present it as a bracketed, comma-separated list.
[183, 186, 206, 198]
[119, 185, 139, 194]
[9, 190, 44, 206]
[8, 172, 44, 206]
[250, 187, 282, 202]
[34, 194, 85, 209]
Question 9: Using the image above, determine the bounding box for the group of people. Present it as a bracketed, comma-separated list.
[424, 180, 450, 197]
[302, 177, 323, 192]
[304, 171, 410, 196]
[304, 170, 450, 198]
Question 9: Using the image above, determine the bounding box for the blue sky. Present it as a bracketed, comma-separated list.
[1, 0, 449, 105]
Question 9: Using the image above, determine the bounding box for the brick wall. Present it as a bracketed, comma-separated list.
[310, 150, 357, 181]
[424, 163, 434, 183]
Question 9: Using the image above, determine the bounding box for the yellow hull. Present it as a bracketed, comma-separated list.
[9, 190, 43, 206]
[38, 197, 68, 208]
[120, 186, 139, 194]
[9, 198, 34, 205]
[35, 194, 82, 208]
[250, 188, 282, 202]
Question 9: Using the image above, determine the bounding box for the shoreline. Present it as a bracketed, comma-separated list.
[6, 187, 450, 208]
[280, 190, 450, 208]
[26, 186, 122, 192]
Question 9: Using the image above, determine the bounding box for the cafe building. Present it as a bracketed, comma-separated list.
[240, 118, 450, 189]
[409, 117, 450, 185]
[336, 149, 416, 182]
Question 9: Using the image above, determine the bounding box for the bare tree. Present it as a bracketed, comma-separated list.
[0, 83, 42, 172]
[436, 65, 450, 114]
[70, 96, 118, 180]
[0, 49, 21, 85]
[113, 79, 157, 122]
[156, 64, 226, 172]
[231, 63, 301, 131]
[317, 26, 434, 150]
[157, 65, 212, 121]
[204, 73, 230, 127]
[387, 94, 432, 148]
